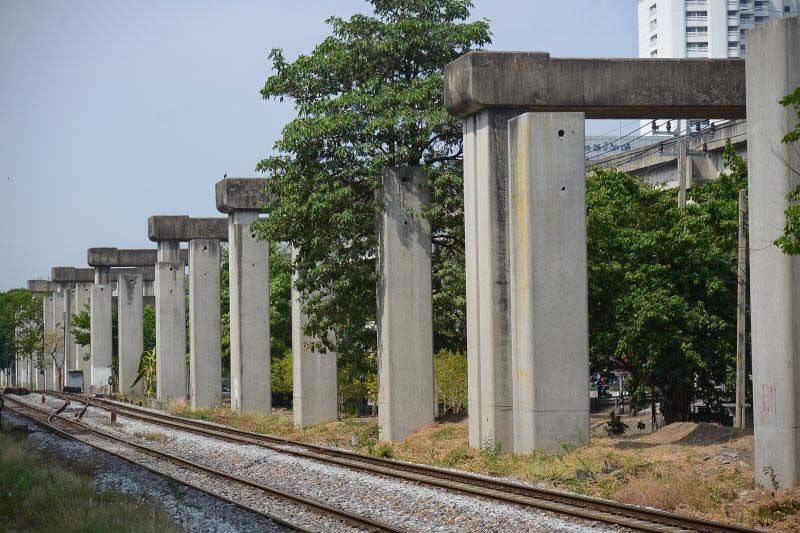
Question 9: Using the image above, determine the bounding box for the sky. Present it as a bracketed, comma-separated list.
[0, 1, 638, 291]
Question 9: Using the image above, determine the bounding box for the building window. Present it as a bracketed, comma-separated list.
[650, 34, 658, 46]
[755, 16, 768, 22]
[686, 41, 709, 49]
[728, 25, 738, 32]
[649, 3, 657, 16]
[741, 43, 747, 51]
[728, 41, 739, 47]
[786, 6, 792, 13]
[686, 10, 708, 17]
[650, 19, 657, 32]
[754, 1, 767, 7]
[650, 50, 658, 57]
[686, 26, 708, 33]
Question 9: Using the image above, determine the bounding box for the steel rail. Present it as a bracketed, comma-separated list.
[5, 395, 399, 533]
[42, 392, 762, 532]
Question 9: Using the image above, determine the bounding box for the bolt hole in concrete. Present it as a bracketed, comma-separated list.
[203, 246, 207, 251]
[557, 129, 565, 137]
[561, 186, 567, 191]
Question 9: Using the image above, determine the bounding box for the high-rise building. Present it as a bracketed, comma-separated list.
[638, 0, 799, 60]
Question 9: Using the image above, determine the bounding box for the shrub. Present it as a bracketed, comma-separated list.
[434, 350, 467, 414]
[271, 351, 292, 395]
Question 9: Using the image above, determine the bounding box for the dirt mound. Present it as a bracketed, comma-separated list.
[636, 422, 737, 446]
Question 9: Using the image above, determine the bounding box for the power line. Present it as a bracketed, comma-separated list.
[585, 120, 670, 160]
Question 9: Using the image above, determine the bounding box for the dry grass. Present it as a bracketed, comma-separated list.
[134, 431, 172, 445]
[165, 402, 800, 531]
[0, 427, 178, 532]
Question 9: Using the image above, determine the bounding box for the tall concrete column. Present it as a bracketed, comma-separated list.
[90, 282, 112, 391]
[227, 212, 271, 413]
[189, 239, 222, 408]
[62, 288, 75, 372]
[507, 112, 590, 453]
[156, 240, 186, 402]
[74, 283, 92, 384]
[377, 167, 434, 442]
[43, 295, 54, 389]
[462, 108, 522, 450]
[51, 291, 67, 389]
[291, 247, 338, 427]
[747, 17, 800, 489]
[118, 274, 144, 396]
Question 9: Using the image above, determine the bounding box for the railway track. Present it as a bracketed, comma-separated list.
[2, 394, 401, 533]
[38, 390, 760, 533]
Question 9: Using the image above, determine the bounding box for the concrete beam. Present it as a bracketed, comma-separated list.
[377, 167, 435, 442]
[27, 280, 59, 293]
[189, 239, 222, 409]
[508, 112, 590, 453]
[148, 216, 228, 242]
[118, 274, 144, 397]
[291, 247, 338, 427]
[88, 247, 188, 267]
[52, 266, 156, 283]
[215, 178, 270, 213]
[444, 52, 745, 119]
[747, 17, 800, 489]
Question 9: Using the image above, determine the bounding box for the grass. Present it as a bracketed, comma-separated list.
[134, 431, 172, 445]
[0, 427, 179, 532]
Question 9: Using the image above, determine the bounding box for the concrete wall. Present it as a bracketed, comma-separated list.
[376, 167, 434, 442]
[507, 112, 590, 453]
[118, 274, 144, 396]
[189, 239, 222, 409]
[746, 17, 800, 489]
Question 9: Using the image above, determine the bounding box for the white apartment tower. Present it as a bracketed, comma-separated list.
[638, 0, 799, 59]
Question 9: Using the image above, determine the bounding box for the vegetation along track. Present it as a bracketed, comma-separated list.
[41, 390, 760, 533]
[2, 393, 400, 533]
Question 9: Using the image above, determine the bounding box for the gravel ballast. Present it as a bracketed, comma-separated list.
[11, 393, 622, 532]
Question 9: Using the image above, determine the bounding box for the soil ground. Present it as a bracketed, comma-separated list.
[168, 400, 800, 532]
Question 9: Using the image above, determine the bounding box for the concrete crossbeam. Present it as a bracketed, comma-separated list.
[291, 247, 338, 427]
[88, 247, 187, 267]
[90, 284, 113, 391]
[508, 112, 590, 453]
[27, 280, 59, 293]
[118, 274, 144, 396]
[215, 178, 270, 213]
[53, 266, 156, 283]
[747, 17, 800, 489]
[189, 239, 222, 409]
[462, 108, 520, 450]
[444, 52, 745, 119]
[155, 260, 186, 402]
[148, 216, 228, 242]
[376, 167, 435, 442]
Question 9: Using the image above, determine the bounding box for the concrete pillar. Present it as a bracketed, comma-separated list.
[155, 244, 186, 402]
[118, 274, 144, 396]
[291, 247, 338, 427]
[74, 283, 92, 384]
[189, 239, 222, 409]
[747, 17, 800, 489]
[63, 288, 76, 372]
[228, 212, 271, 413]
[376, 167, 434, 442]
[43, 295, 54, 389]
[51, 291, 66, 389]
[462, 108, 522, 450]
[90, 284, 112, 391]
[507, 112, 590, 453]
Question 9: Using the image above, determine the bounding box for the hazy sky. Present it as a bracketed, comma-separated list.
[0, 1, 637, 290]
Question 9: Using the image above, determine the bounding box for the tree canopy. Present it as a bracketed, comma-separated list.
[253, 0, 490, 376]
[0, 288, 43, 373]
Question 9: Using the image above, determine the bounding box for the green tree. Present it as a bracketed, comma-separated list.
[587, 144, 745, 423]
[775, 87, 800, 255]
[253, 0, 490, 382]
[0, 289, 43, 374]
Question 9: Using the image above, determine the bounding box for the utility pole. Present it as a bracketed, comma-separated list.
[735, 189, 748, 428]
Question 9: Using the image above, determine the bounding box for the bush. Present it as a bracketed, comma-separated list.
[271, 351, 292, 395]
[434, 350, 467, 414]
[604, 412, 629, 436]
